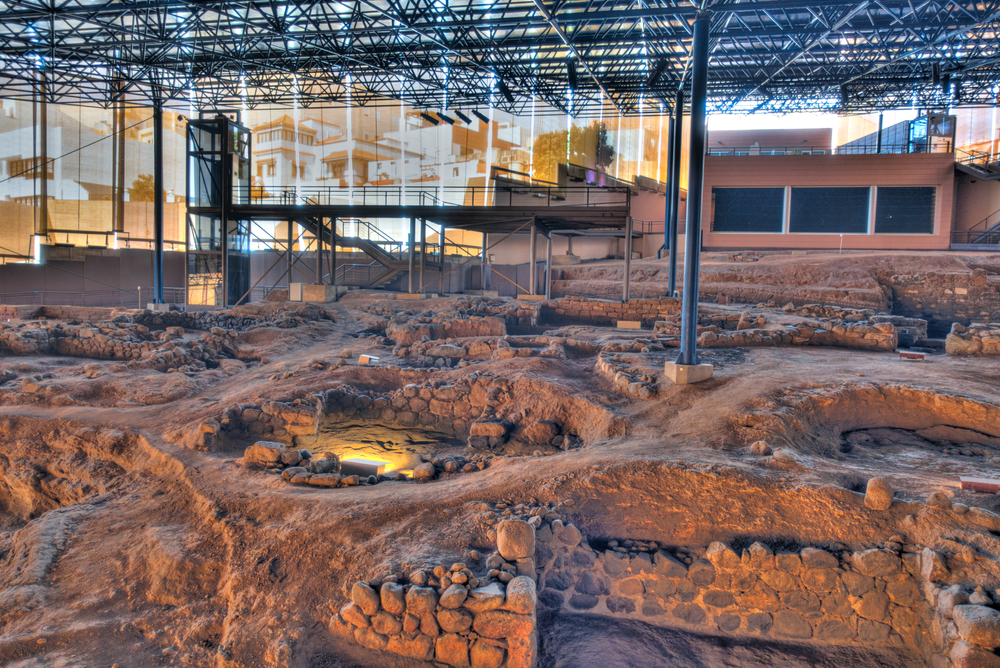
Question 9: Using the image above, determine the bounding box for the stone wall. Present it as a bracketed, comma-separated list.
[530, 509, 1000, 667]
[220, 374, 582, 454]
[596, 352, 657, 399]
[653, 318, 898, 352]
[326, 502, 1000, 668]
[945, 323, 1000, 356]
[332, 568, 538, 667]
[0, 320, 239, 371]
[890, 270, 1000, 336]
[540, 296, 681, 328]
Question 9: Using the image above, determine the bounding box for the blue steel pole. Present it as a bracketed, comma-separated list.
[153, 99, 164, 304]
[676, 11, 709, 367]
[667, 87, 684, 297]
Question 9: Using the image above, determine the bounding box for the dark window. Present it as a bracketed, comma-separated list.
[874, 187, 935, 234]
[789, 187, 869, 233]
[711, 188, 785, 233]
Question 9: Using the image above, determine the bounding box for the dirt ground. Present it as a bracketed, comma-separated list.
[2, 251, 1000, 667]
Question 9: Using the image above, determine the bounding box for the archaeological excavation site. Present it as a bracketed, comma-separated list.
[5, 2, 1000, 666]
[4, 250, 1000, 668]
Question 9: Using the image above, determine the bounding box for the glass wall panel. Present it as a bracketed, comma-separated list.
[874, 187, 935, 234]
[789, 187, 870, 233]
[712, 188, 785, 232]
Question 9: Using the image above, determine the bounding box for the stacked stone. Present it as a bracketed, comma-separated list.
[541, 296, 680, 328]
[401, 338, 497, 362]
[596, 352, 656, 399]
[492, 336, 565, 361]
[891, 269, 1000, 328]
[457, 298, 542, 328]
[334, 519, 538, 668]
[334, 570, 537, 668]
[223, 398, 320, 440]
[386, 312, 507, 347]
[694, 319, 897, 352]
[870, 315, 929, 347]
[946, 323, 1000, 356]
[787, 304, 875, 321]
[132, 305, 318, 333]
[600, 338, 666, 353]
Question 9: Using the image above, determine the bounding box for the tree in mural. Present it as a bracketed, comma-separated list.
[531, 121, 616, 183]
[129, 174, 156, 201]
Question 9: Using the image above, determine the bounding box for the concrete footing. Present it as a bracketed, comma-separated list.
[146, 303, 172, 312]
[664, 362, 714, 385]
[396, 293, 438, 300]
[464, 290, 500, 298]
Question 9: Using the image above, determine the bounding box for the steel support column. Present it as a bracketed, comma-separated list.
[286, 221, 293, 289]
[529, 222, 537, 295]
[676, 11, 710, 367]
[38, 70, 48, 238]
[408, 217, 416, 293]
[419, 218, 426, 292]
[315, 218, 323, 284]
[545, 233, 553, 300]
[667, 88, 684, 298]
[331, 218, 338, 285]
[439, 224, 446, 293]
[153, 99, 164, 304]
[662, 109, 676, 257]
[482, 234, 489, 291]
[623, 217, 633, 302]
[876, 114, 884, 154]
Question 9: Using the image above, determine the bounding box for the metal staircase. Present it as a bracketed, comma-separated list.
[329, 218, 443, 289]
[952, 206, 1000, 249]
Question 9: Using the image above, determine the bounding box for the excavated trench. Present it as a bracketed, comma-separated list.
[306, 420, 466, 475]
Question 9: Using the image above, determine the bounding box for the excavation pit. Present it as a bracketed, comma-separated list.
[306, 420, 467, 477]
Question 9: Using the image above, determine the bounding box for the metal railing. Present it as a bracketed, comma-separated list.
[952, 206, 1000, 245]
[956, 148, 1000, 174]
[0, 287, 187, 309]
[243, 183, 631, 209]
[706, 143, 952, 157]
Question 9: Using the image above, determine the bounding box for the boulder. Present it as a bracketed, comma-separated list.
[380, 582, 406, 615]
[864, 478, 894, 510]
[244, 441, 285, 465]
[412, 462, 436, 479]
[405, 586, 439, 616]
[954, 605, 1000, 649]
[439, 584, 469, 609]
[504, 576, 537, 615]
[521, 421, 560, 444]
[352, 581, 381, 616]
[473, 610, 535, 639]
[435, 633, 470, 667]
[497, 520, 536, 560]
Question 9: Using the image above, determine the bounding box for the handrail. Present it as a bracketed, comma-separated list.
[706, 143, 952, 156]
[240, 183, 631, 209]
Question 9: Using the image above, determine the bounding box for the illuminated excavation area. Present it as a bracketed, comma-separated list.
[6, 254, 1000, 667]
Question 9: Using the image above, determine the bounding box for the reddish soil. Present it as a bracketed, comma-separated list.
[2, 257, 1000, 667]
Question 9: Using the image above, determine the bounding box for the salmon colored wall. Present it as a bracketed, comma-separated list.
[700, 153, 955, 251]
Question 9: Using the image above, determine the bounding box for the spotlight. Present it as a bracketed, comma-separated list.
[436, 112, 456, 125]
[497, 80, 515, 104]
[453, 110, 473, 125]
[471, 109, 490, 124]
[567, 60, 578, 89]
[419, 112, 440, 125]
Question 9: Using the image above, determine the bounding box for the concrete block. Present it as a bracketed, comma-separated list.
[146, 303, 172, 312]
[551, 254, 581, 265]
[359, 355, 380, 366]
[288, 283, 304, 301]
[617, 321, 642, 330]
[517, 294, 546, 301]
[664, 362, 714, 385]
[464, 290, 500, 298]
[301, 284, 349, 302]
[396, 293, 437, 300]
